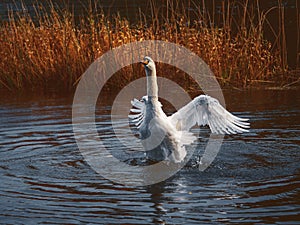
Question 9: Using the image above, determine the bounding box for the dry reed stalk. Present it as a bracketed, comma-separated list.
[0, 0, 294, 91]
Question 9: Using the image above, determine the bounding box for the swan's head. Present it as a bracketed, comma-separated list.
[140, 56, 156, 73]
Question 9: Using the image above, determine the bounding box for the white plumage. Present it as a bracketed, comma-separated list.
[129, 56, 249, 163]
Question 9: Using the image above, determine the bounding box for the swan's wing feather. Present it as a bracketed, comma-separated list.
[128, 113, 141, 119]
[128, 98, 146, 128]
[131, 98, 144, 108]
[169, 95, 249, 134]
[130, 108, 142, 113]
[168, 95, 207, 130]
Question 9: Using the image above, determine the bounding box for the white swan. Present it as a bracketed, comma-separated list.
[129, 56, 249, 163]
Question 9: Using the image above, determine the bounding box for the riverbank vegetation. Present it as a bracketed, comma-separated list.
[0, 0, 299, 91]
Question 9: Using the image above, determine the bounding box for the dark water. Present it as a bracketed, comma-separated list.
[0, 89, 299, 224]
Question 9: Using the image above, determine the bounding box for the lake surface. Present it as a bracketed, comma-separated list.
[0, 89, 299, 224]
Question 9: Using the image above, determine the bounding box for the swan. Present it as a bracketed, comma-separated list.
[129, 56, 249, 163]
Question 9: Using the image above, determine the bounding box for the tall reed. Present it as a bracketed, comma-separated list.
[0, 0, 297, 91]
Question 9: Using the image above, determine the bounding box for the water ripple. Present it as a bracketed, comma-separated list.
[0, 91, 299, 224]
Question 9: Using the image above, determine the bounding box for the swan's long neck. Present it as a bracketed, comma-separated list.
[146, 68, 158, 99]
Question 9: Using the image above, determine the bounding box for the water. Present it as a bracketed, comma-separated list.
[0, 89, 299, 224]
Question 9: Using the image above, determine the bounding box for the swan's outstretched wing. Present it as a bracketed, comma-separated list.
[169, 95, 250, 134]
[128, 97, 147, 129]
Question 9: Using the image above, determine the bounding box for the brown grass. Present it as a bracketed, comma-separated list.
[0, 0, 298, 91]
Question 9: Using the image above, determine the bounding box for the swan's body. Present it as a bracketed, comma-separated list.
[129, 56, 249, 163]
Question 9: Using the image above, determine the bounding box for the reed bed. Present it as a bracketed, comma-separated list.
[0, 0, 298, 91]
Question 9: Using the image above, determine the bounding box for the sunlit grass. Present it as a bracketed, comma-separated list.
[0, 0, 297, 91]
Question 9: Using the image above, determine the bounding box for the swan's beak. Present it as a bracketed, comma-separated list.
[140, 59, 149, 65]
